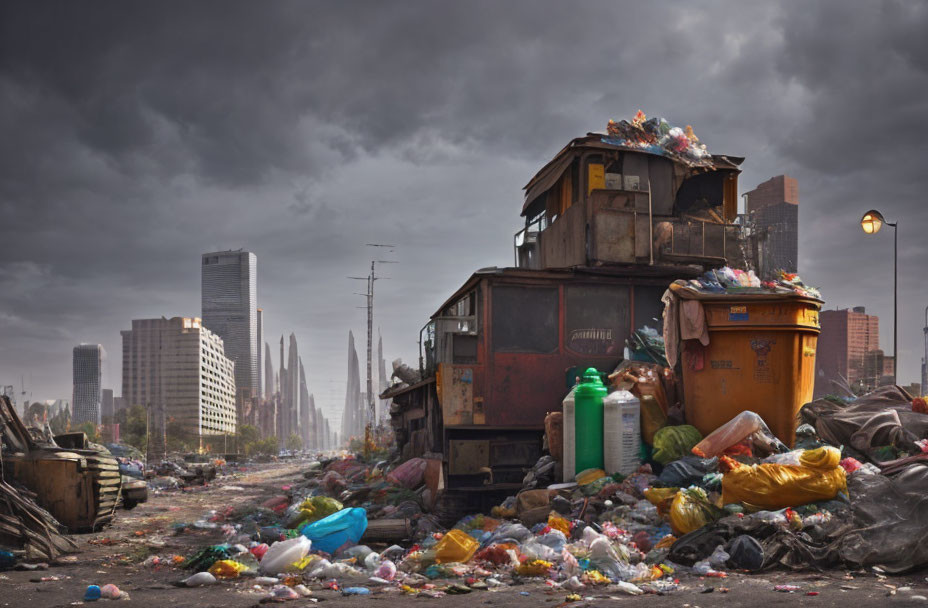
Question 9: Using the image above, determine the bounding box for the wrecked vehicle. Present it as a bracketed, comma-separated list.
[384, 119, 748, 521]
[0, 395, 122, 532]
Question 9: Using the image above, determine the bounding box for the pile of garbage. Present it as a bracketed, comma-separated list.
[603, 110, 713, 167]
[671, 267, 821, 300]
[121, 380, 928, 602]
[148, 460, 219, 490]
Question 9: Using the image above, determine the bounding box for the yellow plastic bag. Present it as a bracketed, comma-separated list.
[669, 487, 721, 535]
[208, 559, 249, 578]
[720, 446, 847, 510]
[515, 559, 553, 576]
[433, 529, 479, 564]
[291, 496, 344, 527]
[547, 514, 570, 536]
[643, 487, 679, 517]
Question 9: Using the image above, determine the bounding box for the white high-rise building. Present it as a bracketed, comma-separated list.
[72, 344, 104, 425]
[201, 250, 257, 417]
[121, 317, 237, 437]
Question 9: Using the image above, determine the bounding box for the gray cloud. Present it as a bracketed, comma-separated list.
[1, 0, 927, 420]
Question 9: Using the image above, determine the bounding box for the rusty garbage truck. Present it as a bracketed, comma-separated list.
[384, 123, 748, 520]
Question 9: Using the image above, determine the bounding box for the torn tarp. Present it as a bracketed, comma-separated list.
[799, 386, 926, 461]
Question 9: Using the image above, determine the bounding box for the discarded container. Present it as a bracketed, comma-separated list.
[434, 529, 479, 564]
[574, 368, 607, 473]
[674, 289, 822, 446]
[260, 536, 312, 574]
[692, 411, 785, 458]
[562, 386, 577, 481]
[301, 507, 368, 555]
[603, 389, 641, 476]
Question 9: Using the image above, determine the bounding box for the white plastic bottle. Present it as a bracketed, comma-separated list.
[603, 389, 641, 476]
[562, 386, 577, 482]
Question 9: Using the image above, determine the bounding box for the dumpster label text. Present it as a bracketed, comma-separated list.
[750, 337, 776, 383]
[729, 305, 749, 321]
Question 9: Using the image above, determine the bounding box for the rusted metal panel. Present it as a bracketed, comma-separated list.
[439, 364, 474, 425]
[539, 202, 586, 268]
[592, 210, 636, 264]
[448, 440, 489, 475]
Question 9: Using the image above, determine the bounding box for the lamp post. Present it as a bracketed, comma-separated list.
[860, 210, 898, 383]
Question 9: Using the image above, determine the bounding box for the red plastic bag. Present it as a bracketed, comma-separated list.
[387, 458, 427, 489]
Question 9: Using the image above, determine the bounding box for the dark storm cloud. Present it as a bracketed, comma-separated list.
[2, 1, 927, 418]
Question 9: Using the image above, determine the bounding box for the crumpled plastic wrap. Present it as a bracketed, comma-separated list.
[720, 447, 847, 510]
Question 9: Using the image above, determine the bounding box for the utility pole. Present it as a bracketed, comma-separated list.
[348, 244, 397, 459]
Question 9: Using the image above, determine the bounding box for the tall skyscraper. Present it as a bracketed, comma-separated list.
[299, 358, 309, 447]
[744, 175, 799, 279]
[341, 331, 362, 441]
[201, 250, 257, 421]
[72, 344, 104, 426]
[121, 317, 237, 440]
[256, 308, 264, 400]
[815, 306, 884, 397]
[264, 342, 274, 399]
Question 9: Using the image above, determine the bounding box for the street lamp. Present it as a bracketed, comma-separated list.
[860, 209, 898, 383]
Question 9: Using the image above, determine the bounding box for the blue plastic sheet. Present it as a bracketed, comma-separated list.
[300, 507, 368, 554]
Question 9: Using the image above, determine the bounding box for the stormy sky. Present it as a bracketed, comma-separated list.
[1, 1, 927, 423]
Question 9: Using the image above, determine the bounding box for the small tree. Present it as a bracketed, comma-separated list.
[286, 433, 303, 452]
[246, 436, 278, 457]
[237, 424, 260, 447]
[75, 421, 100, 443]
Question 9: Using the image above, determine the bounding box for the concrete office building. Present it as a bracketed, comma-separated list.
[201, 250, 258, 421]
[744, 175, 799, 279]
[121, 317, 237, 439]
[815, 307, 885, 397]
[72, 344, 104, 425]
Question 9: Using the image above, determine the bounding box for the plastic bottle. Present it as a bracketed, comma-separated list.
[574, 368, 607, 473]
[562, 386, 577, 481]
[603, 389, 641, 476]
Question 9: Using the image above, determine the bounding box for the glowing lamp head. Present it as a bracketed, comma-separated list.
[861, 210, 885, 235]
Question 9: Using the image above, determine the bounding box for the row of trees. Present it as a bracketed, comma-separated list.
[24, 402, 305, 457]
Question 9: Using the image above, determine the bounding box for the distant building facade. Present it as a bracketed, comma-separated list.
[101, 388, 115, 422]
[72, 344, 104, 425]
[201, 250, 258, 422]
[744, 175, 799, 279]
[256, 308, 264, 401]
[815, 307, 886, 397]
[121, 317, 237, 439]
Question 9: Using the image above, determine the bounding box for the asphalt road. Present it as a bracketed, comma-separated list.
[2, 461, 927, 607]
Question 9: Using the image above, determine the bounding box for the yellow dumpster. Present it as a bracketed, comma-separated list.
[673, 286, 822, 447]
